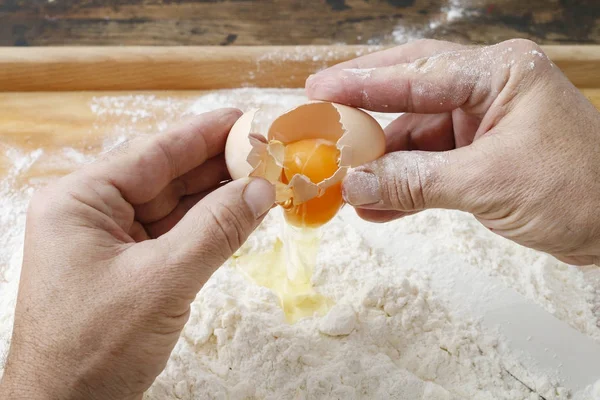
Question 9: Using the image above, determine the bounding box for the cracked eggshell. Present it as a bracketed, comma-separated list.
[268, 101, 385, 168]
[225, 109, 291, 203]
[269, 101, 385, 203]
[224, 102, 386, 205]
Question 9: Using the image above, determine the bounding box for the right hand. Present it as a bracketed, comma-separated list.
[306, 39, 600, 266]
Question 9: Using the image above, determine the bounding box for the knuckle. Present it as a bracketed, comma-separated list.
[28, 190, 48, 215]
[411, 38, 430, 47]
[377, 155, 427, 211]
[171, 176, 188, 198]
[503, 39, 552, 75]
[27, 187, 59, 219]
[154, 137, 179, 181]
[507, 38, 541, 53]
[206, 203, 249, 257]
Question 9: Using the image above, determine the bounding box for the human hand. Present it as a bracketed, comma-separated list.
[0, 109, 275, 400]
[307, 39, 600, 266]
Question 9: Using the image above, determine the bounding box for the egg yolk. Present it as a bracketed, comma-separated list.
[282, 139, 344, 228]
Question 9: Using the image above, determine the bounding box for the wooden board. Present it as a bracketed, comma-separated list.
[1, 46, 600, 91]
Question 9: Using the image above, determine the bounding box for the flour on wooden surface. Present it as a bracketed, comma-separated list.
[1, 89, 598, 399]
[386, 0, 481, 44]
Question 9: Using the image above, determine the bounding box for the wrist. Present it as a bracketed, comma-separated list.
[0, 371, 52, 400]
[1, 355, 144, 400]
[1, 347, 87, 400]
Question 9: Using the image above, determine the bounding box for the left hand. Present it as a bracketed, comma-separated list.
[0, 108, 275, 400]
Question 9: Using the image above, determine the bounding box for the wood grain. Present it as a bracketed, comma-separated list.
[0, 91, 201, 184]
[0, 46, 379, 91]
[0, 0, 599, 46]
[0, 45, 599, 91]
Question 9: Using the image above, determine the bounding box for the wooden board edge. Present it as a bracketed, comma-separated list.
[0, 45, 598, 91]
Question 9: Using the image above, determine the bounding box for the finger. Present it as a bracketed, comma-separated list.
[129, 221, 151, 242]
[134, 154, 229, 224]
[554, 255, 599, 267]
[161, 178, 275, 283]
[355, 208, 416, 223]
[178, 154, 230, 195]
[144, 191, 208, 239]
[307, 50, 475, 113]
[323, 40, 467, 71]
[342, 143, 489, 214]
[384, 113, 455, 153]
[306, 42, 515, 114]
[89, 108, 242, 205]
[452, 109, 483, 147]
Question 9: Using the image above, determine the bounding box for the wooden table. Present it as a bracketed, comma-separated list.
[1, 0, 599, 47]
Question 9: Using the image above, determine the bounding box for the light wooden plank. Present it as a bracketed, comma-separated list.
[0, 45, 599, 91]
[0, 91, 201, 185]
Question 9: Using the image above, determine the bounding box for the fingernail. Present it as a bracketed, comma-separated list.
[343, 170, 381, 206]
[305, 72, 339, 99]
[243, 178, 275, 219]
[305, 73, 320, 92]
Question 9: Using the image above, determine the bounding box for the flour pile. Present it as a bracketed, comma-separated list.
[1, 89, 599, 400]
[148, 211, 560, 399]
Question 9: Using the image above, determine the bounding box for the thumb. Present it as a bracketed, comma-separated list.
[162, 177, 275, 278]
[343, 147, 483, 214]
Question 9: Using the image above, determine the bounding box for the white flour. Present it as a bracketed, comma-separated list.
[1, 89, 599, 399]
[388, 0, 481, 44]
[147, 209, 565, 400]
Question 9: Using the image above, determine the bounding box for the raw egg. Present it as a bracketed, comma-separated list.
[282, 139, 343, 227]
[225, 102, 385, 228]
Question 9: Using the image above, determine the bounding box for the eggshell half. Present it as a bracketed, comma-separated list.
[334, 103, 386, 167]
[225, 109, 261, 180]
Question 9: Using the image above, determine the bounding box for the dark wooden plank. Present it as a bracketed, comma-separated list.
[0, 0, 598, 47]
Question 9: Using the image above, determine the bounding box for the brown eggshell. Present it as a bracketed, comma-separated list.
[333, 103, 386, 167]
[225, 109, 261, 180]
[268, 102, 344, 144]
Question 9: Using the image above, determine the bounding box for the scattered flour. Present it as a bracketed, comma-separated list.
[1, 89, 598, 399]
[0, 148, 43, 370]
[391, 25, 430, 44]
[444, 0, 479, 23]
[389, 0, 481, 44]
[342, 68, 376, 79]
[254, 46, 383, 79]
